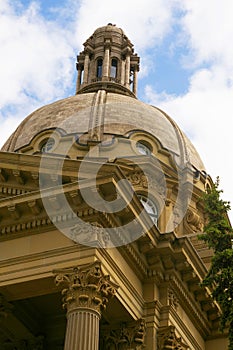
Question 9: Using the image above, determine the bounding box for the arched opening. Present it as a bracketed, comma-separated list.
[110, 58, 118, 80]
[96, 58, 103, 79]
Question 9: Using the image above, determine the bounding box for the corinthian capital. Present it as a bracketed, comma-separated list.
[54, 261, 118, 314]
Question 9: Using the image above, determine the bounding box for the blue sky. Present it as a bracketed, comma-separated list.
[1, 0, 233, 221]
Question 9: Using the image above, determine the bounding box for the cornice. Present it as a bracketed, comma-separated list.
[167, 273, 211, 337]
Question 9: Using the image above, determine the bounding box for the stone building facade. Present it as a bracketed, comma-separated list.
[0, 24, 229, 349]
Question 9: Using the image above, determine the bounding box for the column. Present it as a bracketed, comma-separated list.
[133, 67, 138, 95]
[54, 261, 118, 350]
[121, 58, 126, 85]
[76, 64, 82, 93]
[125, 52, 131, 89]
[103, 42, 110, 80]
[83, 52, 90, 84]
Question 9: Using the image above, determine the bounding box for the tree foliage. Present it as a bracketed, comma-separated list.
[199, 177, 233, 350]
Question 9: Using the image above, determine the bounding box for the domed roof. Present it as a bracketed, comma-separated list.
[1, 91, 205, 171]
[1, 24, 205, 172]
[92, 23, 125, 36]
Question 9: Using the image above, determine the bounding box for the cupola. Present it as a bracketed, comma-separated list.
[75, 23, 140, 97]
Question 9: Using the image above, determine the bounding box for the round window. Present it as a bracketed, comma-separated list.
[40, 138, 55, 153]
[136, 141, 151, 156]
[138, 195, 158, 225]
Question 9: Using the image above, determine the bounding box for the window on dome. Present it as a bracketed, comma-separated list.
[97, 58, 103, 79]
[110, 59, 118, 79]
[40, 138, 55, 153]
[136, 141, 152, 156]
[138, 195, 158, 225]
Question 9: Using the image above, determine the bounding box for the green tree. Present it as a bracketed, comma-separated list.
[199, 177, 233, 350]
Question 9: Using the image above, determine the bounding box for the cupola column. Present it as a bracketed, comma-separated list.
[83, 52, 90, 84]
[54, 261, 118, 350]
[76, 64, 82, 93]
[121, 58, 126, 85]
[125, 51, 131, 89]
[103, 41, 111, 80]
[133, 67, 138, 95]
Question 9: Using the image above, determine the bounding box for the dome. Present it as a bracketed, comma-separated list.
[1, 91, 205, 171]
[1, 23, 205, 172]
[92, 23, 125, 36]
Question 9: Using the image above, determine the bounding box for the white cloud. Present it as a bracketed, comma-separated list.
[145, 68, 233, 221]
[0, 0, 76, 146]
[73, 0, 178, 52]
[179, 0, 233, 67]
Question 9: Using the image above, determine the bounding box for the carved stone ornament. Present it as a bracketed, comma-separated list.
[69, 222, 110, 247]
[127, 171, 148, 189]
[184, 209, 203, 234]
[168, 289, 178, 310]
[126, 171, 166, 200]
[54, 261, 118, 315]
[100, 319, 146, 349]
[157, 326, 189, 350]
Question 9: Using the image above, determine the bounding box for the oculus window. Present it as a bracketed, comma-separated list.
[136, 141, 152, 156]
[40, 138, 55, 153]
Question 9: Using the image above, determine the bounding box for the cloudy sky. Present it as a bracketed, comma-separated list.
[1, 0, 233, 221]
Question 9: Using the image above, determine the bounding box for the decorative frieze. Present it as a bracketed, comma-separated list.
[69, 222, 110, 247]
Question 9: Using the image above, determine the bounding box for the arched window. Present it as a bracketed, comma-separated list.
[138, 194, 158, 225]
[96, 58, 103, 79]
[110, 59, 118, 79]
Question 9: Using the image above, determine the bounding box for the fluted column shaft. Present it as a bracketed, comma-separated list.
[64, 308, 100, 350]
